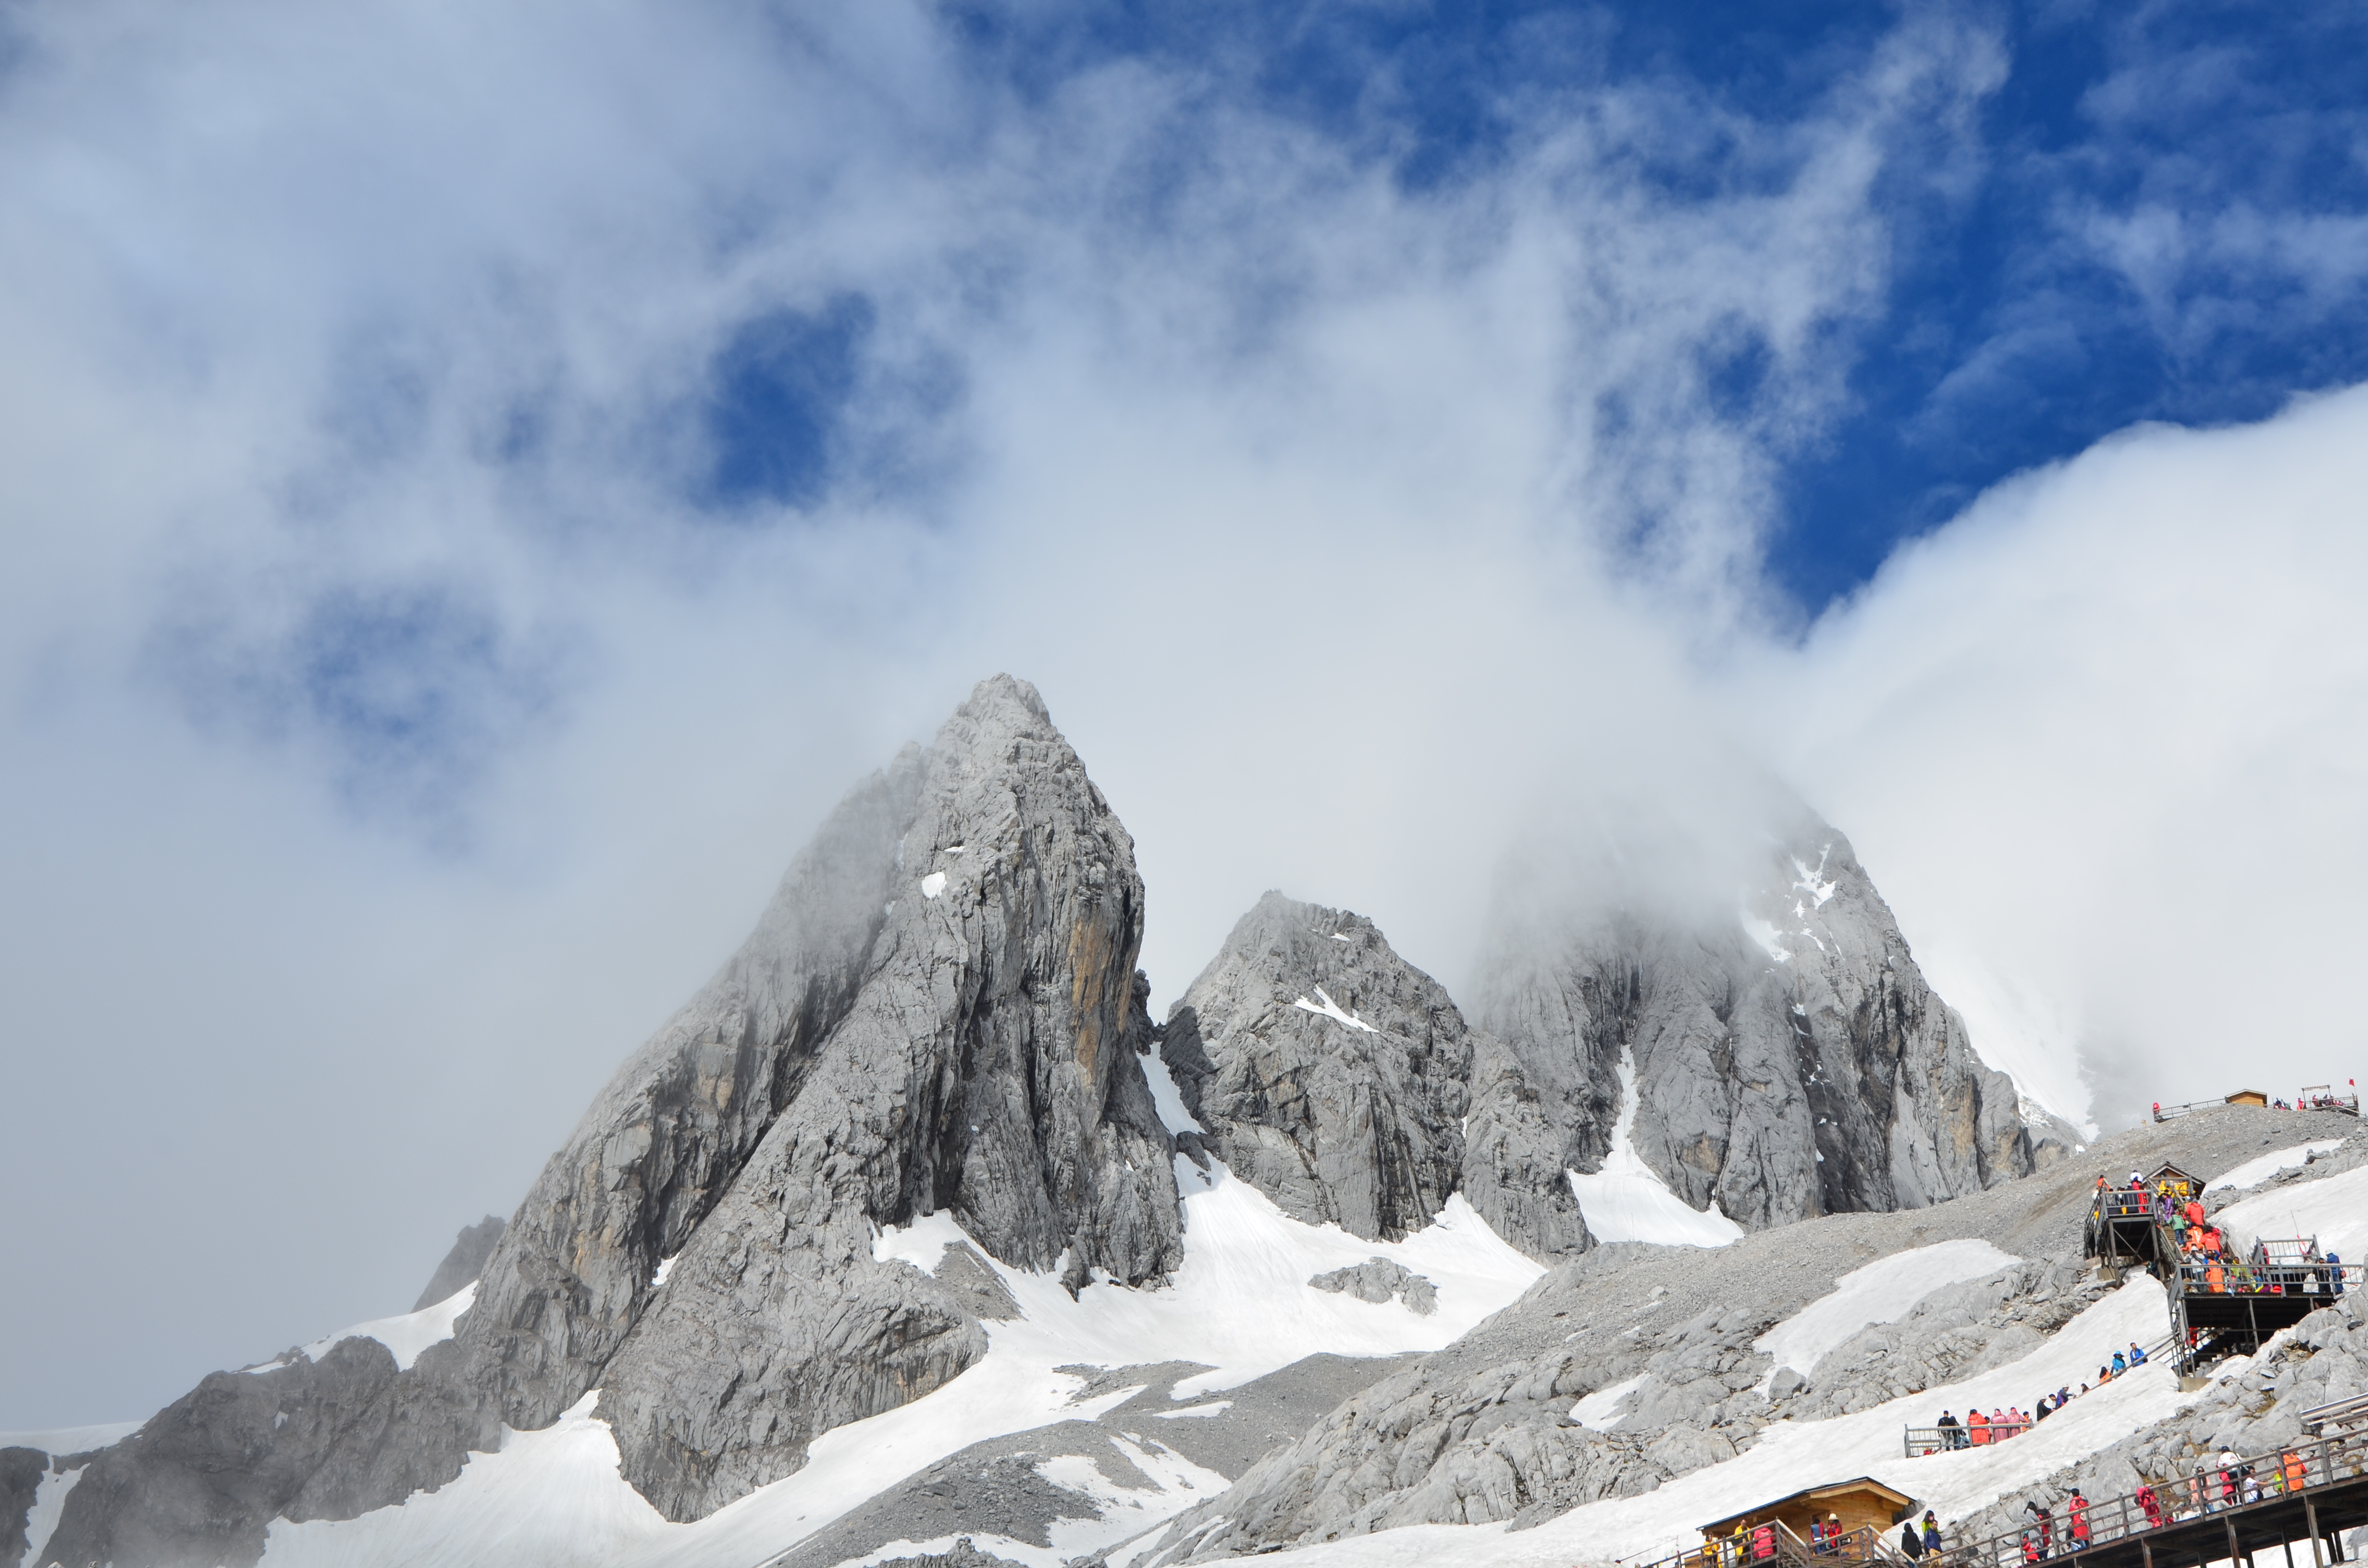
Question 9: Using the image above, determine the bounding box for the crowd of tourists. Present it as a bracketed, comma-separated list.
[2096, 1169, 2348, 1297]
[1998, 1445, 2327, 1560]
[1926, 1337, 2150, 1451]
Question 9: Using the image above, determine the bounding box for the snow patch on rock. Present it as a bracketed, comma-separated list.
[1565, 1049, 1744, 1249]
[1290, 986, 1377, 1034]
[295, 1281, 478, 1374]
[1753, 1239, 2021, 1391]
[2208, 1140, 2346, 1192]
[2214, 1160, 2368, 1258]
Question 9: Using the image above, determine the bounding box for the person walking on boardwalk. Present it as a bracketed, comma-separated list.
[1971, 1409, 1990, 1446]
[1923, 1514, 1943, 1556]
[2135, 1482, 2163, 1529]
[2067, 1490, 2090, 1547]
[1938, 1410, 1964, 1449]
[1902, 1520, 1925, 1559]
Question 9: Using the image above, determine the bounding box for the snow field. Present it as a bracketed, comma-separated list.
[18, 1465, 86, 1568]
[264, 1394, 673, 1568]
[259, 1156, 1544, 1568]
[2208, 1141, 2347, 1193]
[2215, 1161, 2368, 1259]
[1193, 1276, 2193, 1568]
[1753, 1240, 2022, 1389]
[1566, 1048, 1744, 1249]
[239, 1283, 480, 1378]
[1570, 1375, 1646, 1431]
[0, 1419, 143, 1453]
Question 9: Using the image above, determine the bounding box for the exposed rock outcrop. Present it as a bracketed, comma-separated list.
[410, 1215, 505, 1312]
[1308, 1258, 1439, 1315]
[38, 675, 1186, 1555]
[1475, 818, 2034, 1234]
[1161, 894, 1589, 1261]
[2, 1448, 44, 1568]
[583, 675, 1180, 1519]
[32, 1337, 494, 1568]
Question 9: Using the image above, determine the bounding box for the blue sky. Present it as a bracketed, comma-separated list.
[5, 0, 2368, 1434]
[921, 0, 2368, 608]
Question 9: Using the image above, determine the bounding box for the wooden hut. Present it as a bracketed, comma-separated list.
[2149, 1162, 2199, 1201]
[1699, 1477, 1920, 1544]
[2226, 1089, 2269, 1108]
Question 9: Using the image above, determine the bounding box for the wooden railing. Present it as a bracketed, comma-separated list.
[1627, 1519, 1910, 1568]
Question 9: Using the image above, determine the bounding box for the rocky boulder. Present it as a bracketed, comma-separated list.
[1475, 816, 2033, 1233]
[410, 1215, 505, 1312]
[1161, 893, 1588, 1260]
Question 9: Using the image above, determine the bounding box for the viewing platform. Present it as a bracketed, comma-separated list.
[1926, 1423, 2368, 1568]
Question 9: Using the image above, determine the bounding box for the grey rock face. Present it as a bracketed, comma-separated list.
[39, 675, 1187, 1554]
[1475, 818, 2033, 1234]
[1162, 894, 1588, 1260]
[868, 1537, 1040, 1568]
[411, 1215, 505, 1312]
[2, 1448, 42, 1568]
[462, 738, 933, 1435]
[587, 676, 1180, 1519]
[1309, 1259, 1438, 1315]
[33, 1337, 494, 1568]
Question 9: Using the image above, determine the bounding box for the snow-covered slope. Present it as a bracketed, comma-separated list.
[1566, 1048, 1743, 1248]
[2215, 1159, 2368, 1256]
[235, 1284, 478, 1377]
[256, 1158, 1543, 1568]
[1146, 1280, 2192, 1568]
[2207, 1139, 2346, 1192]
[1753, 1239, 2018, 1384]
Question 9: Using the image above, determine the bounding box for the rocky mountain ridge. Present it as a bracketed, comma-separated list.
[16, 675, 2062, 1568]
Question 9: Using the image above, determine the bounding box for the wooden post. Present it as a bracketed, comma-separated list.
[2305, 1497, 2322, 1568]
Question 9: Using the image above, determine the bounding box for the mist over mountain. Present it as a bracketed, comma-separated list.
[9, 677, 2098, 1568]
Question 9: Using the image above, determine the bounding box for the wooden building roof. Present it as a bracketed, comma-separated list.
[1700, 1477, 1920, 1538]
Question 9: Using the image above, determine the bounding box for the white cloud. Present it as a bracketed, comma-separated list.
[1773, 386, 2368, 1131]
[9, 0, 2360, 1441]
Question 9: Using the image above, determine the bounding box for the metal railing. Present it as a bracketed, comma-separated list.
[1926, 1426, 2368, 1568]
[1907, 1421, 2034, 1458]
[2303, 1393, 2368, 1434]
[1902, 1337, 2175, 1458]
[2094, 1191, 2160, 1224]
[2165, 1255, 2362, 1298]
[2153, 1093, 2359, 1120]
